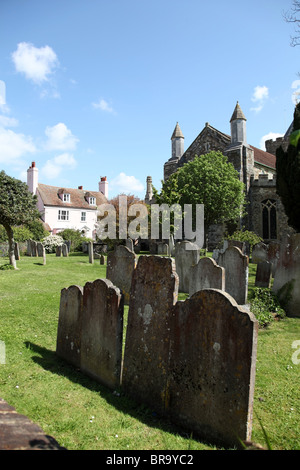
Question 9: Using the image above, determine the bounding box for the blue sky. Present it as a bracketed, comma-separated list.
[0, 0, 299, 200]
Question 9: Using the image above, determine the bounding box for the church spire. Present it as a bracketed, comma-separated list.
[230, 101, 247, 144]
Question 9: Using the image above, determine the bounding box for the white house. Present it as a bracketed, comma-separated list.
[27, 161, 108, 239]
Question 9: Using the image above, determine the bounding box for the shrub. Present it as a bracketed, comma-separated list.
[59, 228, 86, 252]
[42, 234, 64, 253]
[225, 229, 263, 254]
[249, 287, 286, 327]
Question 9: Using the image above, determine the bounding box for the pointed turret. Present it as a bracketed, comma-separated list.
[230, 101, 247, 144]
[171, 122, 184, 160]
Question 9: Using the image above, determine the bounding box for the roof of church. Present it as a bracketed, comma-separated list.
[37, 183, 107, 209]
[250, 146, 276, 169]
[171, 122, 184, 139]
[230, 101, 246, 122]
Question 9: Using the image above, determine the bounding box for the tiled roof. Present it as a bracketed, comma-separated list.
[250, 146, 276, 169]
[37, 183, 107, 209]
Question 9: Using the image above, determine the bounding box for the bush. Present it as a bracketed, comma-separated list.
[249, 287, 286, 327]
[225, 229, 263, 254]
[42, 234, 64, 253]
[59, 228, 87, 252]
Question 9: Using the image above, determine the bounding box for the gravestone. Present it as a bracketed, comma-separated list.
[267, 241, 281, 277]
[56, 285, 83, 368]
[106, 245, 136, 304]
[272, 233, 300, 317]
[218, 246, 249, 304]
[157, 243, 169, 255]
[81, 279, 123, 389]
[62, 243, 68, 257]
[169, 289, 258, 448]
[189, 257, 225, 296]
[255, 260, 272, 288]
[122, 256, 179, 415]
[37, 242, 44, 257]
[56, 245, 62, 257]
[30, 240, 38, 257]
[100, 254, 106, 265]
[88, 242, 93, 264]
[252, 242, 268, 264]
[174, 240, 199, 292]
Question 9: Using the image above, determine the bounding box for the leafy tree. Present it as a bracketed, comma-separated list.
[0, 171, 39, 268]
[154, 151, 245, 232]
[276, 102, 300, 232]
[25, 219, 49, 241]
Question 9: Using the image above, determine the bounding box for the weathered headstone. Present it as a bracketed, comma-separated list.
[174, 240, 199, 292]
[56, 245, 62, 257]
[30, 240, 38, 257]
[169, 289, 258, 448]
[272, 233, 300, 317]
[255, 260, 272, 288]
[122, 256, 179, 415]
[218, 246, 249, 304]
[99, 254, 106, 265]
[252, 242, 268, 264]
[88, 242, 94, 264]
[81, 279, 123, 389]
[62, 243, 68, 257]
[56, 285, 83, 368]
[267, 241, 281, 277]
[189, 257, 225, 296]
[26, 239, 32, 256]
[106, 245, 136, 304]
[157, 243, 169, 255]
[37, 242, 44, 257]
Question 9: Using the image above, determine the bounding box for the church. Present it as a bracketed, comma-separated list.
[158, 102, 294, 248]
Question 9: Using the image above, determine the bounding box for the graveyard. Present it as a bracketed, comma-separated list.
[0, 244, 299, 450]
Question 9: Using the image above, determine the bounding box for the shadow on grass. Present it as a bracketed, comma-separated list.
[25, 341, 216, 449]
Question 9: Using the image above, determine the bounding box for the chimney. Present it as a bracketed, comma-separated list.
[78, 186, 83, 190]
[98, 176, 108, 198]
[27, 161, 38, 194]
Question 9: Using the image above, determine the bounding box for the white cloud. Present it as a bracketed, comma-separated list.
[259, 132, 283, 151]
[44, 123, 79, 151]
[0, 128, 36, 163]
[110, 172, 144, 194]
[251, 85, 269, 113]
[41, 153, 77, 180]
[11, 42, 59, 84]
[0, 115, 18, 128]
[92, 98, 115, 113]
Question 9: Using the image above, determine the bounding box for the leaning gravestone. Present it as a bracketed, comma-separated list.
[272, 233, 300, 317]
[122, 256, 179, 415]
[56, 285, 83, 368]
[255, 260, 272, 288]
[106, 245, 136, 304]
[81, 279, 123, 389]
[218, 246, 249, 305]
[252, 242, 268, 264]
[189, 257, 225, 296]
[169, 289, 258, 448]
[174, 240, 199, 292]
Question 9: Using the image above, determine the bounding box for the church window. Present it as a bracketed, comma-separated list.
[261, 199, 277, 240]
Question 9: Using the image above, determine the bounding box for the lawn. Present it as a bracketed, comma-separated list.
[0, 253, 299, 450]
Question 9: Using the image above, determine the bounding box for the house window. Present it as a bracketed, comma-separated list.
[58, 210, 69, 221]
[261, 199, 277, 240]
[63, 193, 70, 202]
[81, 211, 86, 222]
[89, 196, 96, 205]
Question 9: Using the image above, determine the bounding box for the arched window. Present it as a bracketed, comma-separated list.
[261, 199, 277, 240]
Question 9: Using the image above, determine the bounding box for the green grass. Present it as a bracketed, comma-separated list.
[0, 253, 299, 450]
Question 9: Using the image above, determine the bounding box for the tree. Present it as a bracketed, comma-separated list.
[284, 0, 300, 47]
[0, 171, 39, 268]
[276, 102, 300, 232]
[153, 151, 245, 232]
